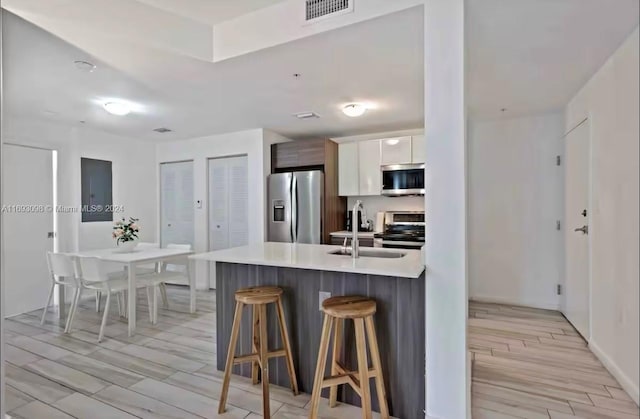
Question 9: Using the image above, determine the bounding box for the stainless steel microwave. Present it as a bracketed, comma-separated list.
[381, 163, 425, 196]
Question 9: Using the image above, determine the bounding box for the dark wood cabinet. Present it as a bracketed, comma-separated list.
[271, 138, 327, 169]
[271, 139, 346, 243]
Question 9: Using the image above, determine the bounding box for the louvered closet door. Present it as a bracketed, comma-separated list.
[208, 156, 248, 252]
[160, 161, 194, 248]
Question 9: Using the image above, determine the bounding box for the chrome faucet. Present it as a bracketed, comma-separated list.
[351, 200, 364, 258]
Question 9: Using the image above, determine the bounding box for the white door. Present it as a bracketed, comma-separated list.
[2, 145, 54, 317]
[160, 161, 194, 248]
[564, 120, 591, 339]
[208, 156, 249, 251]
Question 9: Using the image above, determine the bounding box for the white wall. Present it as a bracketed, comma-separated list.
[424, 0, 468, 417]
[3, 116, 158, 254]
[565, 27, 639, 404]
[468, 113, 565, 309]
[155, 128, 290, 289]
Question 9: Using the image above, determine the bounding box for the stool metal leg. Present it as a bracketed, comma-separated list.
[218, 301, 244, 414]
[365, 316, 390, 419]
[354, 318, 373, 419]
[276, 298, 299, 395]
[251, 305, 260, 385]
[258, 303, 271, 418]
[329, 317, 343, 407]
[309, 314, 333, 419]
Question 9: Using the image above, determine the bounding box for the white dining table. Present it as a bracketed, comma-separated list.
[73, 247, 195, 336]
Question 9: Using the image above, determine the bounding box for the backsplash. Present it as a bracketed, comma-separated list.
[346, 196, 425, 228]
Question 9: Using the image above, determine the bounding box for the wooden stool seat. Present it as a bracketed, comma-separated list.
[235, 286, 283, 304]
[218, 286, 299, 419]
[321, 295, 377, 318]
[310, 296, 389, 419]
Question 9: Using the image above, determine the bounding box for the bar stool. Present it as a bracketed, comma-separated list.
[309, 296, 389, 419]
[218, 286, 299, 418]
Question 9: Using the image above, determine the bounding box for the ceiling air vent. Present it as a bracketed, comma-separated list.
[294, 112, 320, 120]
[305, 0, 354, 24]
[153, 127, 173, 133]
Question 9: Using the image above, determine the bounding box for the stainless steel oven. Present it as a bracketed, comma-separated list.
[373, 211, 425, 249]
[380, 163, 425, 196]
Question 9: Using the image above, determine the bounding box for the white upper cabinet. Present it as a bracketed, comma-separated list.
[358, 139, 382, 196]
[338, 142, 359, 196]
[380, 136, 412, 165]
[411, 134, 426, 164]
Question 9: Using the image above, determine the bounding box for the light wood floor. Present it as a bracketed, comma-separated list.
[3, 287, 389, 419]
[469, 301, 639, 419]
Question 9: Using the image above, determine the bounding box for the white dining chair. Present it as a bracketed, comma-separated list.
[135, 241, 169, 308]
[73, 256, 158, 342]
[138, 243, 192, 314]
[42, 252, 80, 333]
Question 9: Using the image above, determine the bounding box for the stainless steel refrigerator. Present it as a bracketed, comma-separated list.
[268, 171, 323, 244]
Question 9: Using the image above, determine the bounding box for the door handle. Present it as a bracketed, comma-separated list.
[574, 225, 588, 234]
[291, 175, 298, 243]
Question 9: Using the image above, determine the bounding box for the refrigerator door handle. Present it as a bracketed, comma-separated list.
[291, 174, 298, 242]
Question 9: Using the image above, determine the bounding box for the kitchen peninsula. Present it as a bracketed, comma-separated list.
[191, 242, 426, 418]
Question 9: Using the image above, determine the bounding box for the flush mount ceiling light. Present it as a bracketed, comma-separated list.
[342, 103, 367, 117]
[103, 101, 132, 116]
[74, 60, 96, 73]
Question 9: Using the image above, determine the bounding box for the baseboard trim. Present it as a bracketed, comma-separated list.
[470, 295, 560, 311]
[589, 340, 639, 405]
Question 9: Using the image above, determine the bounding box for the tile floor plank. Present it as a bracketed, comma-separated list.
[5, 363, 75, 404]
[130, 378, 249, 418]
[88, 348, 178, 381]
[9, 400, 75, 419]
[57, 353, 146, 388]
[4, 385, 35, 412]
[165, 371, 284, 416]
[4, 344, 43, 367]
[53, 392, 140, 419]
[24, 358, 110, 395]
[94, 384, 204, 419]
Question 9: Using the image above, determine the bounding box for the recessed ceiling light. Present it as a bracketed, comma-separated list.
[74, 60, 96, 73]
[103, 102, 132, 116]
[342, 103, 367, 117]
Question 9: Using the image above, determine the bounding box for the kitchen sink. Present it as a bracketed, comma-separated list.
[328, 249, 407, 259]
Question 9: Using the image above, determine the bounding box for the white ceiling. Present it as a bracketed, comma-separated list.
[134, 0, 286, 25]
[5, 0, 640, 142]
[3, 7, 425, 141]
[468, 0, 639, 119]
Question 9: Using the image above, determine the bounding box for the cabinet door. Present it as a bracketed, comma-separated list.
[380, 136, 412, 165]
[411, 134, 426, 164]
[338, 142, 359, 196]
[271, 139, 326, 169]
[358, 139, 382, 196]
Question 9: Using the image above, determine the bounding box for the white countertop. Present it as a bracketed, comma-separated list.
[329, 231, 378, 238]
[191, 242, 425, 278]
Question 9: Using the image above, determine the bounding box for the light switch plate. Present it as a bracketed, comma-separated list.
[319, 291, 331, 310]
